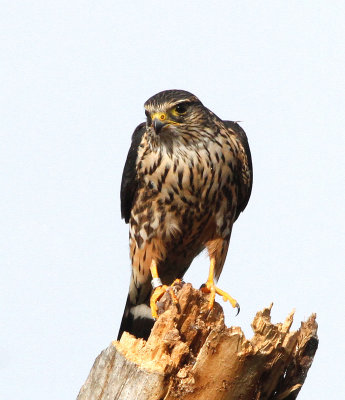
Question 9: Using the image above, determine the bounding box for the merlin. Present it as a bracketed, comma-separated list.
[117, 90, 252, 340]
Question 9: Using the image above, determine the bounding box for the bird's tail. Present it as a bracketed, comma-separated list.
[117, 274, 154, 341]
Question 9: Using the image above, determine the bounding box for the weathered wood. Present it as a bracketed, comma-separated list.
[77, 283, 318, 400]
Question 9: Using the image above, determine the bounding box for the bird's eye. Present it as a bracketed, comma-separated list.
[174, 102, 188, 114]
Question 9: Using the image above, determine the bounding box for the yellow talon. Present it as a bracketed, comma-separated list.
[201, 281, 240, 314]
[168, 280, 180, 303]
[150, 282, 180, 319]
[150, 285, 169, 319]
[201, 256, 240, 314]
[149, 261, 181, 319]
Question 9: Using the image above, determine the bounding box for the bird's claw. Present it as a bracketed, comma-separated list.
[150, 281, 180, 319]
[201, 281, 240, 314]
[150, 285, 168, 319]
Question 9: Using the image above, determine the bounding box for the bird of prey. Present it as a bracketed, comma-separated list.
[117, 89, 252, 340]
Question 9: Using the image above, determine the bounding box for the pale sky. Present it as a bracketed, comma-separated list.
[1, 1, 344, 399]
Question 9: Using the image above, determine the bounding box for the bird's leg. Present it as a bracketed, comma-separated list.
[149, 260, 179, 319]
[201, 249, 240, 314]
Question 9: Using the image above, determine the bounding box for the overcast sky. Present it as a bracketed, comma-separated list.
[1, 1, 344, 399]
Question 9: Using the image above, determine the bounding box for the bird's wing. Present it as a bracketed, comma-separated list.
[224, 121, 253, 219]
[120, 122, 146, 223]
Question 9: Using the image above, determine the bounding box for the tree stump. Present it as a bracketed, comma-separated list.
[77, 283, 318, 400]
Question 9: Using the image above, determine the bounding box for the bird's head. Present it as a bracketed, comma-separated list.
[144, 90, 210, 147]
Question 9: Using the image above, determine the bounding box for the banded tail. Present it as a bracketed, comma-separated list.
[117, 274, 154, 340]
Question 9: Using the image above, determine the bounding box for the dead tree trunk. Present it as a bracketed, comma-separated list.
[77, 283, 318, 400]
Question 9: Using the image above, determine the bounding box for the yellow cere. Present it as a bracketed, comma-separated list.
[151, 112, 167, 121]
[151, 111, 180, 125]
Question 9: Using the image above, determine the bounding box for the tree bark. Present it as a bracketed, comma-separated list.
[77, 283, 318, 400]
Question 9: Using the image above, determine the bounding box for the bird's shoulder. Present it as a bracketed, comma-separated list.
[120, 122, 146, 223]
[223, 121, 253, 217]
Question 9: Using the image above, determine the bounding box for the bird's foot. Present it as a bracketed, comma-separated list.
[201, 281, 240, 315]
[170, 278, 182, 289]
[150, 280, 180, 319]
[150, 285, 169, 319]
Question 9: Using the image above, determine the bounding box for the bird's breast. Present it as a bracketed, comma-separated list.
[132, 137, 238, 242]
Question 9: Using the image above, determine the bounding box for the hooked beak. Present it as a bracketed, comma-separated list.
[153, 118, 166, 134]
[149, 112, 168, 134]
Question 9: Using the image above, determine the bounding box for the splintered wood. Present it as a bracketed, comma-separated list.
[77, 283, 318, 400]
